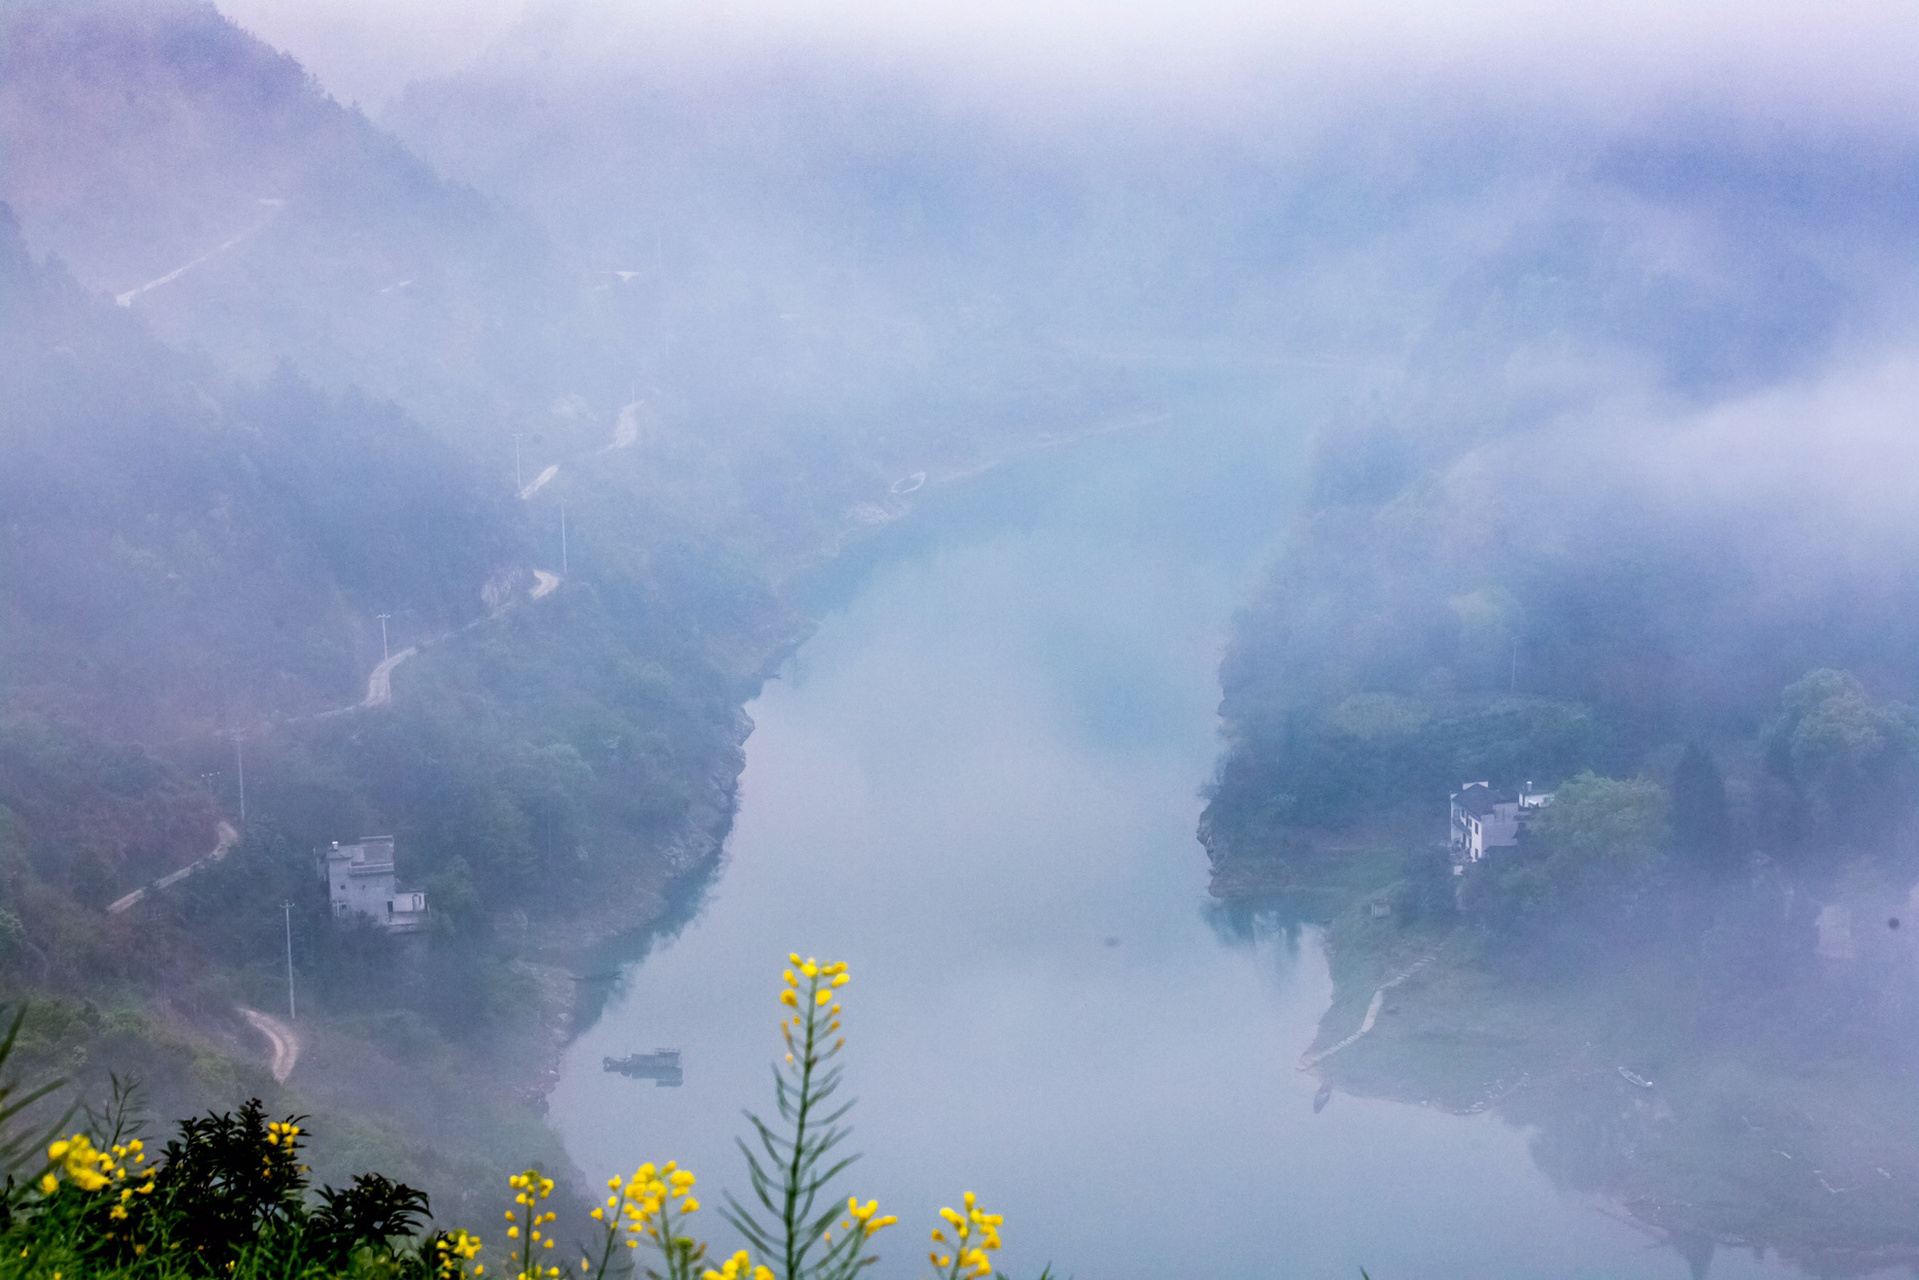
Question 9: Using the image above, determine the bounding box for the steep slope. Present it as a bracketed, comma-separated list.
[0, 204, 511, 739]
[0, 0, 561, 432]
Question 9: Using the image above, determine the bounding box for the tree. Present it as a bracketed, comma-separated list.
[1468, 772, 1668, 944]
[1671, 742, 1732, 872]
[1762, 669, 1919, 852]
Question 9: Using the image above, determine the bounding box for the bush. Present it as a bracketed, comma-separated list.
[0, 961, 1049, 1280]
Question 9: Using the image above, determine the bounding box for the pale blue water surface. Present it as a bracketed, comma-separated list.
[550, 420, 1814, 1279]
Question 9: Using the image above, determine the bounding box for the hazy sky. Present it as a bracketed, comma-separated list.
[221, 0, 1919, 129]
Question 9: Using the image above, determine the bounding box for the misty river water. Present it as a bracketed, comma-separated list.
[549, 418, 1810, 1279]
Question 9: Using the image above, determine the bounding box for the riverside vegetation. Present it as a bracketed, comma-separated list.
[0, 0, 1189, 1228]
[1200, 275, 1919, 1271]
[0, 958, 1038, 1280]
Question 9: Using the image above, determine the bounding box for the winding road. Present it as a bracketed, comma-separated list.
[518, 464, 559, 500]
[362, 646, 419, 708]
[116, 200, 284, 307]
[240, 1007, 300, 1082]
[107, 821, 239, 915]
[1299, 954, 1435, 1070]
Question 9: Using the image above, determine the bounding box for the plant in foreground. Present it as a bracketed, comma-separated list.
[578, 1159, 705, 1280]
[721, 956, 896, 1280]
[926, 1193, 1003, 1280]
[0, 957, 1050, 1280]
[503, 1170, 562, 1280]
[466, 953, 1036, 1280]
[7, 1094, 434, 1278]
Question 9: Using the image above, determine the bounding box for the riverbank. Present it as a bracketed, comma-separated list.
[1245, 867, 1919, 1274]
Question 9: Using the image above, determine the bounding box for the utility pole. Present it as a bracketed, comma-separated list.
[1510, 637, 1519, 693]
[283, 900, 296, 1021]
[376, 613, 391, 661]
[234, 733, 246, 823]
[560, 501, 568, 575]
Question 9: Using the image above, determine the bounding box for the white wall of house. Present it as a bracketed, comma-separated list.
[321, 836, 427, 933]
[1450, 784, 1552, 864]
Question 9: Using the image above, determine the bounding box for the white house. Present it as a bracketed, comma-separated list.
[319, 836, 428, 932]
[1449, 781, 1553, 866]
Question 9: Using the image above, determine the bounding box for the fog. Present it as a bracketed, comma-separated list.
[5, 0, 1919, 1273]
[225, 0, 1919, 128]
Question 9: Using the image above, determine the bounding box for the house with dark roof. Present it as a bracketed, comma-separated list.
[1449, 781, 1552, 868]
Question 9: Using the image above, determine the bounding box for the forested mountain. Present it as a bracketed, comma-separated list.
[0, 0, 810, 1216]
[1193, 127, 1919, 1269]
[0, 0, 563, 430]
[1202, 131, 1919, 891]
[11, 0, 1919, 1262]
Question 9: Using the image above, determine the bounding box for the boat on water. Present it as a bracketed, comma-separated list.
[605, 1049, 683, 1087]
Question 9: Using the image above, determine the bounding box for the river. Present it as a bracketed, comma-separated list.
[549, 418, 1809, 1279]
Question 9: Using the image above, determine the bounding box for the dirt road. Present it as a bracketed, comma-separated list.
[518, 464, 559, 500]
[108, 820, 240, 915]
[116, 200, 283, 307]
[1299, 954, 1435, 1070]
[240, 1007, 300, 1082]
[362, 646, 418, 708]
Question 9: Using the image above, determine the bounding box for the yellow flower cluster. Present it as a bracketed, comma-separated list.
[928, 1193, 1003, 1280]
[505, 1171, 562, 1280]
[591, 1161, 699, 1248]
[39, 1134, 154, 1213]
[779, 956, 849, 1063]
[435, 1229, 484, 1278]
[265, 1122, 302, 1149]
[700, 1249, 773, 1280]
[843, 1197, 898, 1240]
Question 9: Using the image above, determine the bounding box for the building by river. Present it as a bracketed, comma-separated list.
[1449, 781, 1553, 867]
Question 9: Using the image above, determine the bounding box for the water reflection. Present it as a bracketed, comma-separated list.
[550, 431, 1820, 1277]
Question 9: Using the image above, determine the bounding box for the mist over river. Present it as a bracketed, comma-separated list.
[550, 421, 1809, 1279]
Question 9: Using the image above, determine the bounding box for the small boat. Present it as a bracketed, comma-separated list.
[606, 1049, 683, 1087]
[1313, 1082, 1333, 1113]
[1617, 1066, 1654, 1089]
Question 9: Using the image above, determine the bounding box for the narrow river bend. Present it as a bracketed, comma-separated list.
[551, 424, 1801, 1279]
